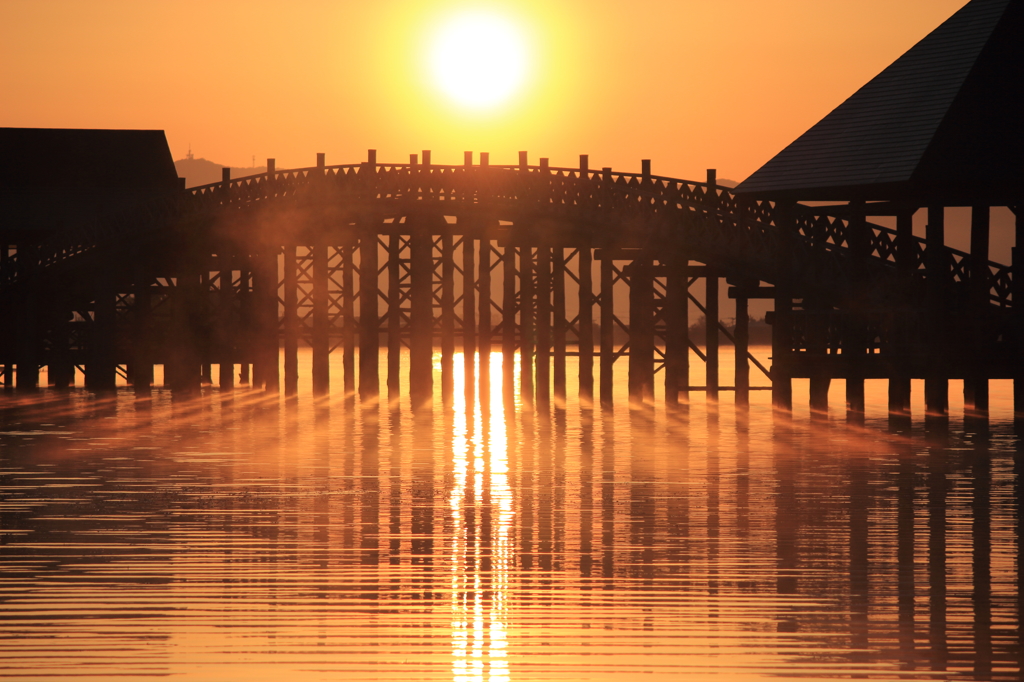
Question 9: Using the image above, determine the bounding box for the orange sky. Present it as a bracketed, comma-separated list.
[2, 0, 967, 181]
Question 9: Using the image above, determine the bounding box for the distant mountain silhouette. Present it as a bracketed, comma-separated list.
[174, 151, 265, 189]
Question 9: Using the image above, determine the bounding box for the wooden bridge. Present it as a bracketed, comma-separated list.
[1, 150, 1020, 418]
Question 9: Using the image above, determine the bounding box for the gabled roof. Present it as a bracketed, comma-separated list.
[735, 0, 1024, 204]
[0, 128, 180, 234]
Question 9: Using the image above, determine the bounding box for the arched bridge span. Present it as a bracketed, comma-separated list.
[0, 154, 1017, 415]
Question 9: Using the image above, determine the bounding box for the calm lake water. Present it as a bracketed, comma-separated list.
[1, 349, 1021, 681]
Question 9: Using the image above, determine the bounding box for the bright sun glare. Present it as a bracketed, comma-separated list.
[429, 12, 528, 109]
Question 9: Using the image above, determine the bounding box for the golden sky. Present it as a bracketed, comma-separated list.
[1, 0, 967, 181]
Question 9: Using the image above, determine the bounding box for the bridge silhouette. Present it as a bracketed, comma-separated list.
[1, 150, 1017, 417]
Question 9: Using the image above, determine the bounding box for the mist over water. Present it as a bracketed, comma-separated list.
[1, 350, 1020, 680]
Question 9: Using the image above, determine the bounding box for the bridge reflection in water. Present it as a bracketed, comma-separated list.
[0, 350, 1020, 680]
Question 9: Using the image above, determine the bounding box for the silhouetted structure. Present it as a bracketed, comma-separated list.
[736, 0, 1023, 417]
[1, 0, 1020, 417]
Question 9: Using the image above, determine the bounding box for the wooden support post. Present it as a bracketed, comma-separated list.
[705, 266, 719, 403]
[600, 258, 614, 407]
[925, 205, 948, 417]
[387, 234, 402, 401]
[846, 201, 868, 417]
[536, 245, 551, 410]
[169, 262, 202, 394]
[312, 242, 330, 396]
[220, 255, 236, 391]
[238, 265, 251, 385]
[553, 247, 567, 406]
[1014, 207, 1024, 420]
[889, 211, 914, 415]
[200, 268, 212, 385]
[15, 276, 39, 390]
[409, 222, 434, 406]
[628, 259, 654, 403]
[502, 245, 516, 400]
[664, 257, 688, 404]
[342, 244, 356, 397]
[359, 227, 380, 401]
[771, 200, 798, 412]
[87, 267, 117, 390]
[441, 232, 455, 407]
[255, 248, 280, 392]
[965, 205, 990, 416]
[463, 234, 476, 383]
[520, 245, 535, 408]
[283, 246, 298, 395]
[130, 258, 153, 392]
[478, 234, 491, 393]
[578, 245, 594, 405]
[735, 291, 749, 407]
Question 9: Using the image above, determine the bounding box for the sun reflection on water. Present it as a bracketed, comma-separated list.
[451, 352, 513, 682]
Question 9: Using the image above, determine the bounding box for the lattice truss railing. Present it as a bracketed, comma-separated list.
[2, 161, 1014, 312]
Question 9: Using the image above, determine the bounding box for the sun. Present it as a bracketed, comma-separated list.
[429, 12, 528, 110]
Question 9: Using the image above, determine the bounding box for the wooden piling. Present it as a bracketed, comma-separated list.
[888, 211, 914, 415]
[342, 244, 356, 397]
[387, 234, 402, 402]
[578, 245, 594, 405]
[283, 246, 298, 395]
[502, 245, 516, 400]
[664, 257, 688, 404]
[705, 266, 719, 403]
[463, 233, 476, 389]
[478, 234, 491, 391]
[520, 245, 535, 407]
[255, 248, 280, 393]
[200, 268, 212, 386]
[536, 245, 551, 409]
[734, 291, 749, 407]
[222, 254, 238, 391]
[409, 221, 434, 406]
[600, 258, 614, 407]
[312, 241, 330, 396]
[360, 227, 380, 401]
[552, 247, 567, 406]
[845, 201, 868, 417]
[628, 259, 654, 404]
[441, 231, 455, 407]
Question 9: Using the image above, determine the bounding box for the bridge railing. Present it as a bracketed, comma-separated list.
[1, 160, 1014, 310]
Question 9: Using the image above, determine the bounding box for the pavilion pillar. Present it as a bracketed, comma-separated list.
[889, 211, 914, 416]
[964, 205, 990, 417]
[600, 258, 614, 407]
[86, 266, 117, 390]
[312, 241, 330, 396]
[925, 206, 949, 417]
[845, 201, 868, 419]
[578, 245, 594, 405]
[771, 293, 793, 411]
[1013, 207, 1024, 420]
[220, 254, 237, 391]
